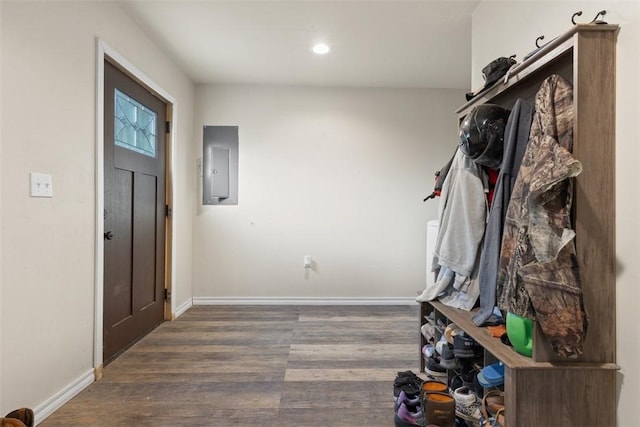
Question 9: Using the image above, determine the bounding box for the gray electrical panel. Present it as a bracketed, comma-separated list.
[203, 126, 238, 205]
[206, 146, 229, 199]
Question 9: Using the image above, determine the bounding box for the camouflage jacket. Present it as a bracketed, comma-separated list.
[497, 74, 588, 358]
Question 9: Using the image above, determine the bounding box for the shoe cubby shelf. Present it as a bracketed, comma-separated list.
[419, 24, 619, 427]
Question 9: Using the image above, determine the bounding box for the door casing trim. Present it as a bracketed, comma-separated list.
[95, 38, 177, 369]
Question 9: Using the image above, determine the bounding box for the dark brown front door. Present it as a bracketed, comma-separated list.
[103, 60, 166, 364]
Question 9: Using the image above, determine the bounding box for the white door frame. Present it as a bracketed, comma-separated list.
[95, 38, 178, 375]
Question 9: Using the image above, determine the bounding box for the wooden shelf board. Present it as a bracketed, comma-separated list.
[425, 301, 618, 370]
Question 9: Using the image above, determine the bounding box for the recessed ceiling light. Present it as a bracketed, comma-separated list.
[312, 43, 330, 55]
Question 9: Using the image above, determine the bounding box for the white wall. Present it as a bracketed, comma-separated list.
[0, 1, 194, 415]
[193, 85, 465, 300]
[472, 2, 639, 426]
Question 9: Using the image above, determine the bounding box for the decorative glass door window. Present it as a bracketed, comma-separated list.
[114, 89, 157, 158]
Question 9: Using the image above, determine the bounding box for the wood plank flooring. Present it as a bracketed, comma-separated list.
[41, 305, 419, 426]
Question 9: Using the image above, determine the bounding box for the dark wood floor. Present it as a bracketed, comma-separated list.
[42, 305, 420, 426]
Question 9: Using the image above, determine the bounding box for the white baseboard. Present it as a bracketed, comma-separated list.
[34, 368, 94, 425]
[174, 298, 193, 318]
[192, 296, 417, 305]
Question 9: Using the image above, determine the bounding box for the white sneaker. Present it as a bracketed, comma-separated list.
[453, 386, 482, 422]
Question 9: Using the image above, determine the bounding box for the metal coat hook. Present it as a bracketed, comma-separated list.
[571, 11, 583, 25]
[590, 10, 607, 24]
[535, 36, 545, 48]
[572, 10, 607, 25]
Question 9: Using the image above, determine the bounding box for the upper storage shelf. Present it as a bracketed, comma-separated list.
[457, 24, 619, 118]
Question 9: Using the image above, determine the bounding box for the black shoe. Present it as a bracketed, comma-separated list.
[425, 355, 448, 379]
[453, 333, 480, 358]
[397, 370, 422, 380]
[394, 372, 423, 400]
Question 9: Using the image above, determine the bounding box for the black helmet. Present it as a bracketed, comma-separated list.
[458, 104, 510, 169]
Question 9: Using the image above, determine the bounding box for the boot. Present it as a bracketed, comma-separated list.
[4, 408, 33, 427]
[423, 391, 455, 427]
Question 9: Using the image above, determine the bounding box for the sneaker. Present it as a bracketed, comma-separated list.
[435, 333, 449, 355]
[425, 356, 448, 380]
[397, 370, 422, 379]
[458, 369, 479, 393]
[453, 386, 482, 422]
[394, 373, 421, 388]
[449, 370, 476, 394]
[422, 344, 435, 359]
[453, 333, 479, 358]
[394, 402, 425, 427]
[421, 323, 438, 345]
[394, 372, 423, 401]
[439, 344, 461, 370]
[395, 390, 421, 411]
[444, 323, 463, 345]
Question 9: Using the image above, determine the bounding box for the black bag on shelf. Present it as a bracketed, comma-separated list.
[482, 55, 517, 87]
[465, 55, 517, 101]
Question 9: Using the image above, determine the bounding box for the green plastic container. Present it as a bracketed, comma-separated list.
[506, 312, 533, 357]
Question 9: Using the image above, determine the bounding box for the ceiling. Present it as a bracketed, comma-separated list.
[121, 1, 479, 89]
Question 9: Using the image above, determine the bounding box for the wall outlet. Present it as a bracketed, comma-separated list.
[30, 172, 53, 198]
[303, 255, 312, 268]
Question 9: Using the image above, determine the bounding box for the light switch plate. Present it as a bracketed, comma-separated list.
[30, 172, 53, 198]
